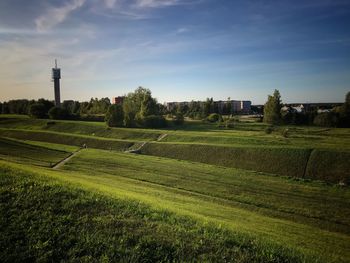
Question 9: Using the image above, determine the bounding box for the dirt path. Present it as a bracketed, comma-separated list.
[52, 149, 82, 169]
[125, 133, 167, 154]
[125, 142, 148, 154]
[157, 134, 168, 141]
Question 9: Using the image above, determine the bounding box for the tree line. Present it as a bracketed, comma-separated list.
[0, 97, 112, 120]
[263, 90, 350, 127]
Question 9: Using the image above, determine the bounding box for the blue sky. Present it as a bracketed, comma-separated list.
[0, 0, 349, 104]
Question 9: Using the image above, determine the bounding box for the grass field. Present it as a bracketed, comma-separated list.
[1, 115, 350, 262]
[0, 137, 71, 167]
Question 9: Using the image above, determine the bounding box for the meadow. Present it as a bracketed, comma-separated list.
[0, 114, 350, 262]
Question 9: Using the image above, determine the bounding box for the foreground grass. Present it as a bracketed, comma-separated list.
[0, 164, 305, 263]
[1, 148, 349, 262]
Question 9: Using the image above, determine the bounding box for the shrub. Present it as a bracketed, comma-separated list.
[207, 113, 222, 123]
[48, 107, 69, 120]
[29, 103, 47, 119]
[313, 112, 338, 127]
[173, 112, 184, 125]
[141, 115, 167, 128]
[265, 126, 273, 134]
[105, 104, 124, 127]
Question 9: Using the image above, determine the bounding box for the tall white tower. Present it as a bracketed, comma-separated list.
[52, 59, 61, 107]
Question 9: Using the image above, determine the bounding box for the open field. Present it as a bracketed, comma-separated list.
[1, 115, 350, 262]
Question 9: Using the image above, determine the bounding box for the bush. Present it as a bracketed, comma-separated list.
[29, 103, 47, 119]
[173, 112, 184, 125]
[207, 113, 222, 123]
[141, 115, 167, 128]
[313, 112, 338, 127]
[105, 104, 124, 127]
[265, 126, 273, 134]
[48, 107, 69, 120]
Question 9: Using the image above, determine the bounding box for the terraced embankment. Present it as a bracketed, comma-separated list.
[1, 116, 349, 184]
[140, 142, 350, 184]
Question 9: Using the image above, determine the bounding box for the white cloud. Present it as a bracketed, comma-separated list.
[35, 0, 85, 32]
[134, 0, 186, 8]
[176, 27, 190, 34]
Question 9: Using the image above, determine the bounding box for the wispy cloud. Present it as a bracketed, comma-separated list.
[104, 0, 117, 9]
[35, 0, 85, 32]
[135, 0, 182, 8]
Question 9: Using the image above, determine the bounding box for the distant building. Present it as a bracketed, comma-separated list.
[165, 99, 251, 113]
[113, 96, 125, 105]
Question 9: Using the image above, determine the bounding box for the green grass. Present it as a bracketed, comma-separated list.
[141, 142, 312, 178]
[0, 129, 134, 151]
[0, 137, 71, 167]
[1, 165, 306, 262]
[0, 116, 160, 141]
[1, 115, 349, 183]
[2, 115, 350, 149]
[305, 149, 350, 184]
[1, 147, 350, 262]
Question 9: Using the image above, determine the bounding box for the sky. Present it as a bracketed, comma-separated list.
[0, 0, 349, 104]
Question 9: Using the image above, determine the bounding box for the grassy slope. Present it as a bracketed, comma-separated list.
[140, 142, 311, 178]
[1, 115, 349, 183]
[1, 146, 349, 262]
[0, 129, 134, 151]
[0, 137, 71, 167]
[2, 115, 350, 149]
[1, 166, 304, 262]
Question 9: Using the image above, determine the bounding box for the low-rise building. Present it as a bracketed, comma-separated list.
[113, 96, 125, 105]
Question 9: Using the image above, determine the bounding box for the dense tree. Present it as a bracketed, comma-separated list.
[48, 107, 69, 120]
[338, 91, 350, 127]
[28, 103, 47, 119]
[140, 93, 158, 118]
[263, 90, 282, 125]
[173, 107, 184, 125]
[313, 112, 338, 127]
[207, 113, 222, 123]
[105, 104, 124, 127]
[121, 87, 166, 128]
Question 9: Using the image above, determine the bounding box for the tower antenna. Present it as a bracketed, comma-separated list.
[55, 59, 57, 69]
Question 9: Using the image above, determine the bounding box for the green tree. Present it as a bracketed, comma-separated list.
[140, 93, 158, 118]
[338, 91, 350, 127]
[29, 103, 46, 119]
[263, 89, 282, 124]
[105, 104, 124, 127]
[48, 107, 69, 120]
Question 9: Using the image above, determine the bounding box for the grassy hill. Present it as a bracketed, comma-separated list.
[1, 115, 350, 262]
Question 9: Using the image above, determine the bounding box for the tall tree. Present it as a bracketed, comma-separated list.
[263, 89, 282, 124]
[105, 104, 124, 127]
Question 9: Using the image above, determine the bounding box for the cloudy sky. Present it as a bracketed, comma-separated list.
[0, 0, 349, 104]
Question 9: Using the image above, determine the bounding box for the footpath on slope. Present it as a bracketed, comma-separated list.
[52, 148, 83, 169]
[125, 133, 167, 154]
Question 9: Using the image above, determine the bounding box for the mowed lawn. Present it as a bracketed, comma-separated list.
[0, 137, 72, 167]
[1, 139, 349, 262]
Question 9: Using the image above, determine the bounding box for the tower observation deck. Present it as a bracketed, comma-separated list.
[52, 59, 61, 107]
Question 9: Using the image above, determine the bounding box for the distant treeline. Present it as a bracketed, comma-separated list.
[263, 90, 350, 128]
[1, 89, 349, 128]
